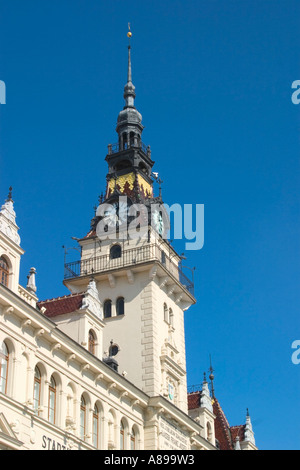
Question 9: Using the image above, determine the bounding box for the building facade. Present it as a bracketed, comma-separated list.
[0, 40, 257, 451]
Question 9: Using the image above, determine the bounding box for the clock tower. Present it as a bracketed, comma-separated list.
[105, 43, 154, 203]
[64, 37, 196, 414]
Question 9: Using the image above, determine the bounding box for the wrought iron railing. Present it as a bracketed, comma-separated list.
[64, 243, 194, 296]
[108, 141, 150, 156]
[187, 384, 202, 394]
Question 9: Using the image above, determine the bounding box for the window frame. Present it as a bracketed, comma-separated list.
[0, 341, 9, 395]
[104, 299, 112, 319]
[0, 257, 9, 287]
[48, 375, 56, 424]
[130, 428, 136, 450]
[80, 395, 86, 441]
[110, 244, 122, 260]
[33, 366, 41, 414]
[93, 404, 99, 448]
[120, 420, 125, 450]
[116, 297, 125, 316]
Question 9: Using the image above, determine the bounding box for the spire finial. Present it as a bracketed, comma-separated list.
[123, 24, 136, 108]
[209, 354, 215, 399]
[7, 186, 13, 202]
[127, 23, 132, 41]
[127, 24, 133, 84]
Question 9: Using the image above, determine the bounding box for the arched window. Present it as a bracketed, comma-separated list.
[33, 366, 41, 414]
[129, 132, 135, 147]
[116, 297, 125, 316]
[130, 428, 136, 450]
[48, 376, 56, 424]
[164, 303, 169, 323]
[93, 404, 99, 448]
[88, 330, 96, 355]
[169, 309, 174, 328]
[104, 300, 112, 319]
[120, 420, 125, 450]
[0, 341, 9, 394]
[0, 257, 9, 287]
[110, 244, 122, 260]
[122, 133, 128, 150]
[80, 396, 86, 441]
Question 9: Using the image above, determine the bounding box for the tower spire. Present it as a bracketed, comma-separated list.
[127, 23, 132, 83]
[123, 24, 136, 108]
[209, 355, 215, 399]
[127, 43, 132, 83]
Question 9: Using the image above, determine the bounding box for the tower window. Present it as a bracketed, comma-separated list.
[122, 133, 128, 150]
[110, 244, 122, 260]
[0, 257, 9, 287]
[116, 297, 125, 316]
[169, 309, 174, 328]
[104, 300, 112, 318]
[0, 341, 9, 394]
[164, 303, 169, 323]
[129, 132, 135, 147]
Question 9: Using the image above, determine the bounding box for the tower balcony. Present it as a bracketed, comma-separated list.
[64, 243, 195, 298]
[108, 140, 151, 158]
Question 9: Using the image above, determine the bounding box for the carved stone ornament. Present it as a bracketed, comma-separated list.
[0, 199, 21, 246]
[81, 278, 103, 320]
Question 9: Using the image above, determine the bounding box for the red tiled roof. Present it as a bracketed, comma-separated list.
[213, 399, 234, 450]
[84, 229, 96, 239]
[187, 392, 201, 410]
[187, 392, 246, 450]
[230, 425, 245, 443]
[37, 293, 84, 318]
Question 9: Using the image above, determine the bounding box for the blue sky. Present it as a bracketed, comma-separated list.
[0, 0, 299, 450]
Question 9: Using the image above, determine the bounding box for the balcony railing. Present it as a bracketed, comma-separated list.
[108, 141, 150, 157]
[64, 243, 194, 296]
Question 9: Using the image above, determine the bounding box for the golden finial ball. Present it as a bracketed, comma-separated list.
[127, 31, 132, 38]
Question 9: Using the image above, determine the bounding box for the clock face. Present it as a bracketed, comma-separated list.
[104, 202, 118, 227]
[118, 200, 129, 225]
[103, 200, 128, 227]
[152, 209, 165, 236]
